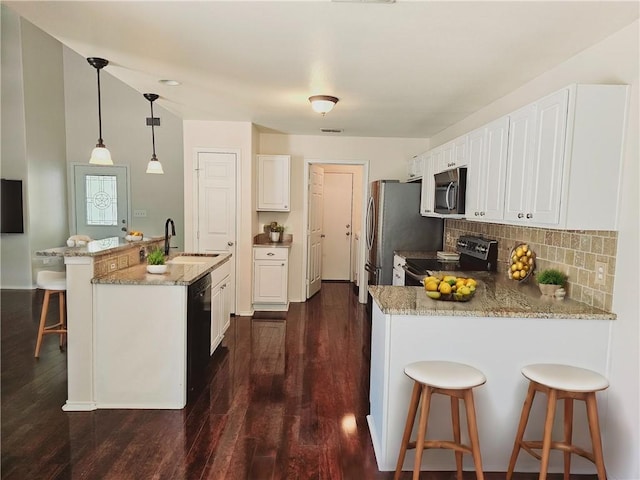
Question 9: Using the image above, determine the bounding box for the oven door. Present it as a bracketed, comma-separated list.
[402, 264, 427, 286]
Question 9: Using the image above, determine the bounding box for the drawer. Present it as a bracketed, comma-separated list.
[253, 247, 288, 261]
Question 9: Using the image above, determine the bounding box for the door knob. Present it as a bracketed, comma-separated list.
[228, 241, 234, 246]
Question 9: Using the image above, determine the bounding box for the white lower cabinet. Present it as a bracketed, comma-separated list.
[253, 247, 289, 311]
[210, 260, 231, 354]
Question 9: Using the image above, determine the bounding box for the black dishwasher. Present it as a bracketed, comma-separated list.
[186, 273, 212, 400]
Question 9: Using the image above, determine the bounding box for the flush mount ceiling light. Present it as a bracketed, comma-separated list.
[87, 57, 113, 165]
[143, 93, 164, 174]
[158, 79, 181, 86]
[309, 95, 339, 115]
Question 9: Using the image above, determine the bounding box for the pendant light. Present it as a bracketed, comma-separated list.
[87, 57, 113, 165]
[144, 93, 164, 174]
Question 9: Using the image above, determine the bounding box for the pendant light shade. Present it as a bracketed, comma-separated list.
[309, 95, 339, 115]
[144, 93, 164, 174]
[87, 57, 113, 165]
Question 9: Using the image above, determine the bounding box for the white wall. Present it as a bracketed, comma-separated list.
[182, 120, 257, 316]
[258, 134, 429, 301]
[431, 21, 639, 480]
[62, 47, 184, 248]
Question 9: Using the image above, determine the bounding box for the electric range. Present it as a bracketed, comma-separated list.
[403, 235, 498, 286]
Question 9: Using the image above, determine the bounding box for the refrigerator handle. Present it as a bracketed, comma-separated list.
[365, 196, 375, 250]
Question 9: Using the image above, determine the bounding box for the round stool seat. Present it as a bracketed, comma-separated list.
[522, 363, 609, 392]
[405, 360, 486, 389]
[37, 271, 66, 291]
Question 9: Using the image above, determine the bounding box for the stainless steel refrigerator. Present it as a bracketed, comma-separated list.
[365, 180, 443, 285]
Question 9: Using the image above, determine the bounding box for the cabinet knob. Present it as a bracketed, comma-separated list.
[267, 252, 275, 256]
[518, 213, 524, 218]
[475, 212, 479, 216]
[228, 241, 234, 246]
[526, 213, 533, 219]
[281, 263, 285, 266]
[480, 212, 485, 216]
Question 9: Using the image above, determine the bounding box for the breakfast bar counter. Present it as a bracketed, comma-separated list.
[367, 279, 614, 475]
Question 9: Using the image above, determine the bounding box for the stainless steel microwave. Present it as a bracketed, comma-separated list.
[434, 167, 467, 215]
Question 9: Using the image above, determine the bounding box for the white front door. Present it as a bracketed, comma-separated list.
[196, 151, 237, 314]
[322, 172, 353, 280]
[72, 164, 129, 239]
[306, 165, 324, 298]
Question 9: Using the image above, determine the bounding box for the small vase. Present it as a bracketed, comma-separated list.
[270, 231, 281, 242]
[147, 264, 167, 274]
[538, 284, 562, 296]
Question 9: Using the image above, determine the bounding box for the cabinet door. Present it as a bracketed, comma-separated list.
[431, 147, 443, 174]
[420, 152, 436, 216]
[253, 260, 288, 304]
[504, 104, 536, 222]
[454, 135, 468, 167]
[480, 116, 510, 221]
[221, 276, 231, 334]
[465, 127, 486, 220]
[407, 155, 423, 181]
[528, 89, 568, 225]
[210, 281, 223, 354]
[257, 155, 290, 211]
[439, 142, 455, 172]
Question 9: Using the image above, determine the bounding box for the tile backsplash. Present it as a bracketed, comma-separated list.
[444, 220, 617, 312]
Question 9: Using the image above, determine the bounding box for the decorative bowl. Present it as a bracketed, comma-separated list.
[508, 243, 536, 282]
[146, 264, 167, 274]
[126, 234, 143, 242]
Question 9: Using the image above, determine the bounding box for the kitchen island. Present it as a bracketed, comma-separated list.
[37, 238, 231, 411]
[368, 277, 614, 474]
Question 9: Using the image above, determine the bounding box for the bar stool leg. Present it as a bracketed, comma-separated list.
[59, 291, 66, 349]
[394, 382, 422, 480]
[451, 395, 463, 480]
[507, 382, 537, 480]
[463, 389, 484, 480]
[413, 386, 432, 480]
[563, 398, 574, 480]
[35, 290, 51, 358]
[539, 388, 558, 480]
[585, 393, 607, 480]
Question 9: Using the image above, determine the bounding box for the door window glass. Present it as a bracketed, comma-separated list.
[85, 174, 118, 226]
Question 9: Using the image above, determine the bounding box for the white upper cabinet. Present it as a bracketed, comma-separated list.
[420, 151, 436, 216]
[257, 154, 290, 211]
[453, 135, 469, 168]
[503, 85, 628, 229]
[466, 116, 510, 222]
[435, 141, 454, 173]
[406, 153, 424, 181]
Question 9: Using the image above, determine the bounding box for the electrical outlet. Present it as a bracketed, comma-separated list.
[133, 209, 147, 217]
[595, 261, 607, 286]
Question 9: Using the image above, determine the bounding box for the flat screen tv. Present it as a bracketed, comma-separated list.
[1, 179, 24, 234]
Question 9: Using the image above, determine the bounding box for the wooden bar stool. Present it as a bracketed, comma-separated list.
[506, 363, 609, 480]
[394, 360, 486, 480]
[34, 270, 67, 358]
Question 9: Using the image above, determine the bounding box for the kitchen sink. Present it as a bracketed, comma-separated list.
[167, 255, 218, 265]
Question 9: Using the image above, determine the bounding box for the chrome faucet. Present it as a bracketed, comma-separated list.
[164, 218, 176, 256]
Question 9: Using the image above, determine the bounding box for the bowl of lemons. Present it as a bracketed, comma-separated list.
[423, 275, 477, 302]
[508, 243, 535, 282]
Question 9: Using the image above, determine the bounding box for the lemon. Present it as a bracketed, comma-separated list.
[423, 276, 440, 285]
[456, 280, 466, 289]
[426, 291, 441, 299]
[520, 269, 527, 278]
[522, 244, 529, 253]
[443, 275, 457, 283]
[512, 254, 518, 262]
[513, 270, 521, 280]
[516, 261, 524, 270]
[510, 264, 518, 272]
[515, 247, 523, 257]
[425, 281, 439, 292]
[466, 278, 477, 287]
[439, 282, 452, 294]
[458, 286, 471, 295]
[468, 284, 476, 292]
[526, 250, 532, 257]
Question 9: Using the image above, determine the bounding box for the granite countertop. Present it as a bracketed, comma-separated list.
[253, 233, 293, 248]
[92, 253, 231, 286]
[369, 271, 615, 320]
[36, 236, 163, 257]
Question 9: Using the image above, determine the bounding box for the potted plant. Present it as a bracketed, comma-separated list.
[146, 247, 167, 274]
[269, 222, 285, 242]
[536, 268, 567, 296]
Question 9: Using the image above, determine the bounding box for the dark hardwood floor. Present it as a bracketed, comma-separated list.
[1, 284, 596, 479]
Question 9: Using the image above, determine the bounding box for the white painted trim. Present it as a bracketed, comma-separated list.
[302, 158, 369, 304]
[62, 401, 97, 412]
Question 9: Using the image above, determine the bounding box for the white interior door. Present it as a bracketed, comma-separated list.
[322, 172, 353, 280]
[196, 151, 237, 314]
[306, 165, 324, 298]
[72, 164, 129, 239]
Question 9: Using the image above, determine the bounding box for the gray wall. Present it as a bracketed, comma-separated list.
[62, 48, 185, 247]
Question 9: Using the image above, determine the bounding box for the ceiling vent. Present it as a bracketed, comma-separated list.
[321, 128, 344, 133]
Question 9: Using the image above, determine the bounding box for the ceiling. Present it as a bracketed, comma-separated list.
[6, 1, 639, 139]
